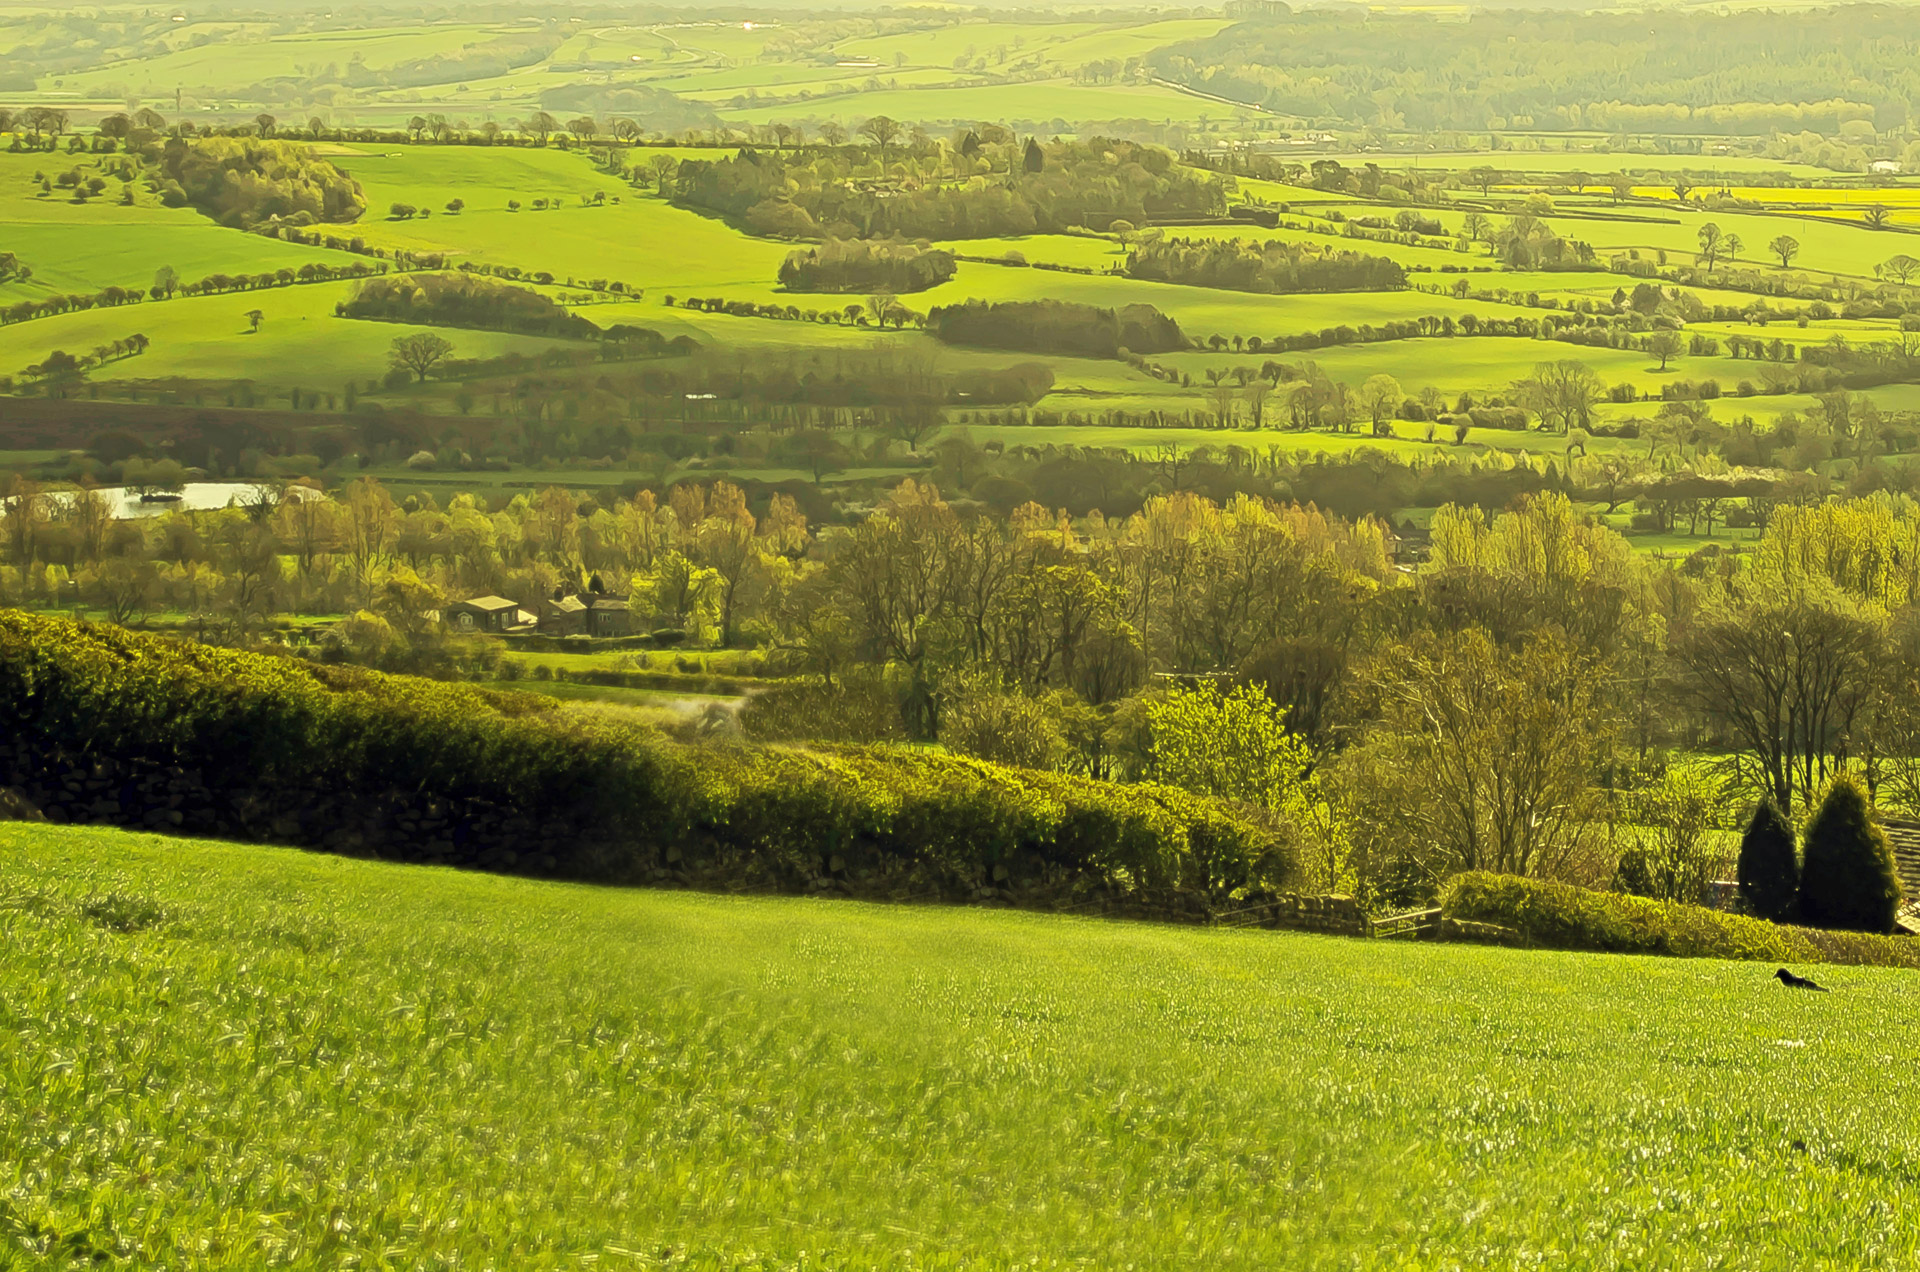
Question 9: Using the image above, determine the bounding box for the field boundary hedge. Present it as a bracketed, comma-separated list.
[0, 612, 1289, 915]
[1441, 872, 1920, 970]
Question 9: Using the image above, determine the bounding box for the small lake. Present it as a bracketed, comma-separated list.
[39, 483, 322, 520]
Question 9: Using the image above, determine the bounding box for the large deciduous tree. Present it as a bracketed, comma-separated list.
[390, 332, 455, 382]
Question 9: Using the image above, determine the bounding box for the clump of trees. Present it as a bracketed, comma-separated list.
[0, 252, 29, 284]
[338, 274, 598, 339]
[1125, 237, 1406, 295]
[672, 137, 1223, 241]
[927, 299, 1186, 358]
[778, 239, 957, 293]
[147, 136, 366, 228]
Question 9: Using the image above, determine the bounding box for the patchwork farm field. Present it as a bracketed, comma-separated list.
[13, 126, 1920, 503]
[4, 822, 1915, 1270]
[7, 25, 1920, 533]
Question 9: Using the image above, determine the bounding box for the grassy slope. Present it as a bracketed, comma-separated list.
[4, 822, 1916, 1270]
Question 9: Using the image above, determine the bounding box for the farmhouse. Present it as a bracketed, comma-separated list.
[537, 586, 635, 637]
[538, 593, 589, 636]
[446, 595, 535, 634]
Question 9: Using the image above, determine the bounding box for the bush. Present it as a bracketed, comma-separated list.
[0, 613, 1285, 898]
[1615, 765, 1730, 904]
[943, 688, 1067, 770]
[1798, 774, 1901, 933]
[1736, 797, 1799, 921]
[739, 675, 905, 744]
[1441, 871, 1920, 968]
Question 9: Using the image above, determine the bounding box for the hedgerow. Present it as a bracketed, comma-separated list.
[0, 612, 1287, 898]
[1441, 872, 1920, 969]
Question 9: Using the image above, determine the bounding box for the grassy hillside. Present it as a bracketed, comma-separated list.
[4, 821, 1916, 1269]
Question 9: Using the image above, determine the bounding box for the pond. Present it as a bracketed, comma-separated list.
[37, 483, 324, 519]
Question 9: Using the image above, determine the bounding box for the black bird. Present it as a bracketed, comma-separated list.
[1776, 968, 1829, 992]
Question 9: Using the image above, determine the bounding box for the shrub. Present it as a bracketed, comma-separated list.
[943, 688, 1067, 770]
[1616, 765, 1731, 904]
[1736, 797, 1799, 921]
[739, 675, 905, 744]
[1798, 774, 1901, 933]
[1444, 872, 1798, 961]
[1147, 681, 1311, 815]
[1441, 871, 1920, 969]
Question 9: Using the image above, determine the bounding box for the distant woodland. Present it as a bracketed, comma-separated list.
[1154, 9, 1920, 136]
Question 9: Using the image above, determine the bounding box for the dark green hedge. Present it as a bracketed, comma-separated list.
[0, 612, 1286, 896]
[1441, 872, 1920, 969]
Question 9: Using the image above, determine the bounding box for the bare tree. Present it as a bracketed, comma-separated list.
[1879, 253, 1920, 285]
[858, 115, 901, 167]
[1678, 577, 1884, 813]
[1515, 359, 1603, 434]
[390, 333, 455, 382]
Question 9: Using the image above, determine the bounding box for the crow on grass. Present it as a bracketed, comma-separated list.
[1775, 968, 1829, 992]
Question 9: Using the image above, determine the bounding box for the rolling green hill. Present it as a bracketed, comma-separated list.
[3, 821, 1913, 1269]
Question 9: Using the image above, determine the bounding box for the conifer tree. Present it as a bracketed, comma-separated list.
[1798, 775, 1901, 933]
[1736, 797, 1798, 921]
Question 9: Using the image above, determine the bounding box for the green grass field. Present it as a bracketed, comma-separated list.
[3, 821, 1915, 1269]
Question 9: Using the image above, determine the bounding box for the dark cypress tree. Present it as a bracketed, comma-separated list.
[1797, 775, 1902, 933]
[1736, 797, 1799, 921]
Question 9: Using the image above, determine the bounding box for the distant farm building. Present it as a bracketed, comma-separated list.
[537, 583, 635, 637]
[447, 596, 535, 634]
